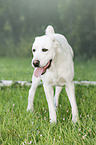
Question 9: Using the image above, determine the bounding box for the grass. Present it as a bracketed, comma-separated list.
[74, 59, 96, 81]
[0, 57, 96, 144]
[0, 84, 96, 144]
[0, 57, 96, 81]
[0, 57, 32, 81]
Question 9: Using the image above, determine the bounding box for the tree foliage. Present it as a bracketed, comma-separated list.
[0, 0, 96, 59]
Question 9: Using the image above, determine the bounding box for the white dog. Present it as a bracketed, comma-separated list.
[27, 25, 78, 123]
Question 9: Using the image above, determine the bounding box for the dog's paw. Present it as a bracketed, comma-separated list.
[72, 114, 79, 123]
[27, 106, 33, 112]
[49, 117, 57, 124]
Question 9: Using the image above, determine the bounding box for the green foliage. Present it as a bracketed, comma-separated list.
[58, 0, 96, 58]
[0, 85, 96, 144]
[0, 0, 96, 59]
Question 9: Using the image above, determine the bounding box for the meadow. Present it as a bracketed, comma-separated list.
[0, 58, 96, 145]
[0, 57, 96, 81]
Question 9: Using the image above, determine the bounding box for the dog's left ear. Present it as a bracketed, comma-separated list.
[50, 37, 58, 48]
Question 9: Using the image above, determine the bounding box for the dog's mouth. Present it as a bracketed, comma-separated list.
[34, 59, 52, 78]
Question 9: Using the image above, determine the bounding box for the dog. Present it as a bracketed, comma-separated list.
[27, 25, 78, 123]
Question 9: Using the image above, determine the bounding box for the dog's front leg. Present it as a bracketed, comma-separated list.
[65, 81, 79, 123]
[54, 86, 62, 110]
[27, 75, 40, 111]
[43, 84, 57, 123]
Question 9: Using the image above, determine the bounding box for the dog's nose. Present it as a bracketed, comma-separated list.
[33, 60, 40, 67]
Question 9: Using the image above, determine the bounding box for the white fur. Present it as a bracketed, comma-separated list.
[27, 26, 78, 123]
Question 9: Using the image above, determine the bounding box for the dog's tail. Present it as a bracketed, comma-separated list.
[45, 25, 55, 35]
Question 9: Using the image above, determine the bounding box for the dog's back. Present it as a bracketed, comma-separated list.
[45, 25, 73, 58]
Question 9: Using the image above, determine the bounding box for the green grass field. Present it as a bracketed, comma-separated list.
[0, 58, 96, 144]
[0, 57, 96, 81]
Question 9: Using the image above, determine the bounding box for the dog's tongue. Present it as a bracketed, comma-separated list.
[34, 67, 44, 78]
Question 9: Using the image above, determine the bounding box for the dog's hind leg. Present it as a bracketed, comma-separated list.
[65, 81, 79, 123]
[54, 86, 62, 111]
[27, 75, 41, 111]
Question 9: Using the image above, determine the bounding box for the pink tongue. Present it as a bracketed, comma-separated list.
[34, 67, 44, 78]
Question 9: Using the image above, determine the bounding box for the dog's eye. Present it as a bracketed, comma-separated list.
[42, 48, 48, 52]
[32, 49, 36, 52]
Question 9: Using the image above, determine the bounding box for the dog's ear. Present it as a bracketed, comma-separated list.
[34, 37, 39, 41]
[50, 36, 62, 54]
[45, 25, 55, 35]
[50, 37, 58, 48]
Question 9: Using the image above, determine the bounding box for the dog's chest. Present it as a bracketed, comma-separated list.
[42, 71, 66, 86]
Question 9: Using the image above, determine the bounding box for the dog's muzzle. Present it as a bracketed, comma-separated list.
[33, 59, 52, 78]
[33, 60, 40, 67]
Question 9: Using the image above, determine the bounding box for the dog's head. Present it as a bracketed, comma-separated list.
[32, 35, 57, 77]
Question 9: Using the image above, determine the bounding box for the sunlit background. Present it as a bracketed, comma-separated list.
[0, 0, 96, 59]
[0, 0, 96, 81]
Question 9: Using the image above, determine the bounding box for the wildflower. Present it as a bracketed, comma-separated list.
[44, 117, 46, 120]
[67, 110, 69, 113]
[44, 110, 46, 113]
[87, 115, 89, 117]
[59, 136, 61, 139]
[37, 130, 40, 134]
[40, 134, 42, 137]
[63, 118, 65, 121]
[82, 134, 87, 139]
[28, 141, 32, 144]
[13, 104, 15, 107]
[80, 115, 82, 118]
[43, 107, 44, 110]
[60, 104, 62, 107]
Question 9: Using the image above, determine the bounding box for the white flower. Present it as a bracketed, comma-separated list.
[28, 141, 32, 144]
[59, 136, 61, 139]
[40, 134, 42, 137]
[82, 134, 87, 139]
[60, 104, 62, 107]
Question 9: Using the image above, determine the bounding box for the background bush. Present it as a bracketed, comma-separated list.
[0, 0, 96, 59]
